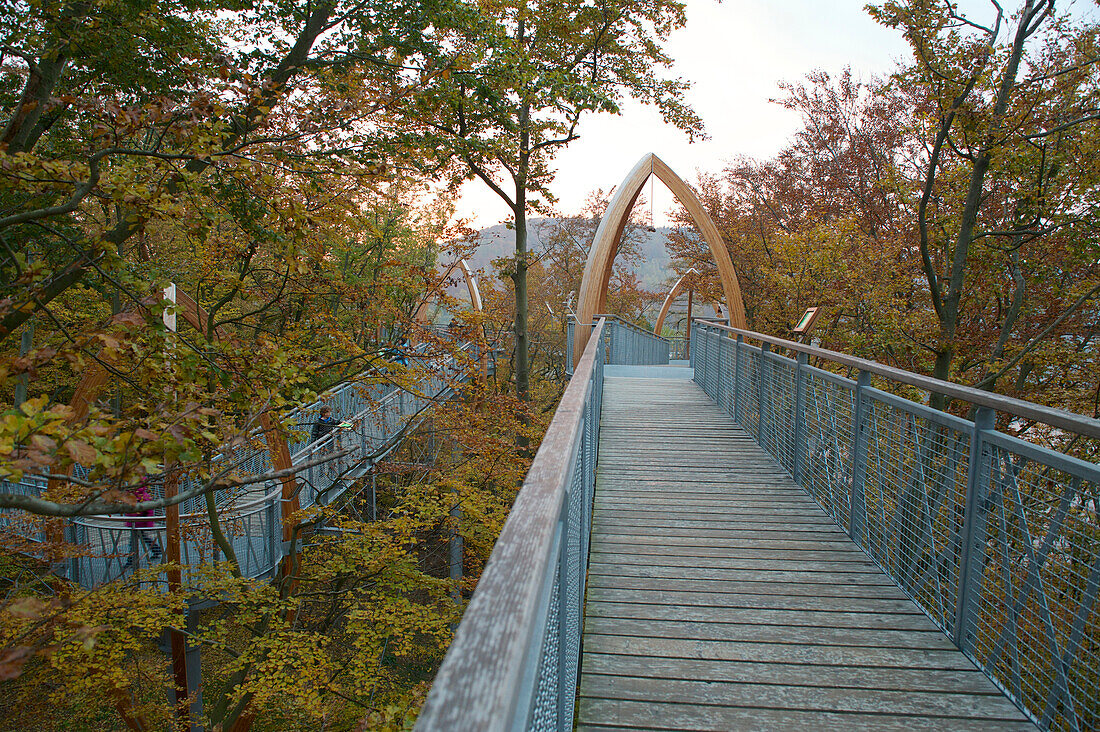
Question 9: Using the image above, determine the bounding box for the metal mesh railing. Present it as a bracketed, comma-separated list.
[800, 365, 855, 530]
[417, 319, 605, 731]
[692, 320, 1100, 731]
[1, 341, 485, 588]
[566, 315, 668, 373]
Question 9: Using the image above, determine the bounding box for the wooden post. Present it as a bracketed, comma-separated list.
[163, 472, 196, 726]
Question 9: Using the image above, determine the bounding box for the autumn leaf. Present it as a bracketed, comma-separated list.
[7, 597, 48, 620]
[65, 440, 96, 464]
[0, 647, 34, 681]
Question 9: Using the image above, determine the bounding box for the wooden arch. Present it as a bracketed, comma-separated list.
[653, 267, 724, 336]
[414, 258, 483, 326]
[573, 153, 746, 363]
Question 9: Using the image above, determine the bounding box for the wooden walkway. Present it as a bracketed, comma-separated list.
[576, 375, 1035, 731]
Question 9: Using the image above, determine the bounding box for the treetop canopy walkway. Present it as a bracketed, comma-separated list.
[418, 316, 1100, 731]
[0, 336, 487, 587]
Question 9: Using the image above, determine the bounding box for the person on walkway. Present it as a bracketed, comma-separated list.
[311, 405, 338, 443]
[123, 480, 162, 569]
[394, 337, 409, 366]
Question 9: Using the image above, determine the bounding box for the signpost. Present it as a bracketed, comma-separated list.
[793, 306, 821, 335]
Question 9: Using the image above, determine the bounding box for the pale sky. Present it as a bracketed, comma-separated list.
[454, 0, 913, 228]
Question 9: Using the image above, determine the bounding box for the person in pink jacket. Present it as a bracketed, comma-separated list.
[123, 480, 163, 569]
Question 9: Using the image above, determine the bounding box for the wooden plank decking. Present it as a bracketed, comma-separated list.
[576, 375, 1034, 731]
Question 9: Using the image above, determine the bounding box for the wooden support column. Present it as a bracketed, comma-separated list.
[163, 471, 202, 729]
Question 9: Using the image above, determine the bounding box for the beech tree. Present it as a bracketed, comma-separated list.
[0, 3, 537, 729]
[392, 0, 702, 415]
[681, 3, 1100, 430]
[870, 0, 1100, 408]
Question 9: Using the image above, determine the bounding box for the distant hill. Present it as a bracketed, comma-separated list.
[465, 218, 676, 291]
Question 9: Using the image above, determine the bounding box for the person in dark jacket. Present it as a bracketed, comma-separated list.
[311, 405, 337, 443]
[123, 480, 162, 569]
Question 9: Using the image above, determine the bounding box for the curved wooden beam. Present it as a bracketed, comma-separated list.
[413, 258, 489, 378]
[653, 269, 724, 335]
[655, 268, 695, 335]
[574, 153, 746, 364]
[458, 259, 483, 312]
[415, 258, 483, 325]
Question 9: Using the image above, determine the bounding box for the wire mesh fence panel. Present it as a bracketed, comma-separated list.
[760, 351, 798, 474]
[0, 477, 49, 546]
[737, 344, 762, 439]
[216, 502, 279, 578]
[691, 322, 1100, 730]
[566, 319, 575, 374]
[858, 391, 973, 634]
[71, 521, 168, 587]
[0, 340, 483, 589]
[530, 571, 562, 731]
[799, 366, 855, 529]
[418, 320, 604, 730]
[557, 439, 587, 727]
[717, 335, 734, 417]
[964, 434, 1100, 732]
[702, 328, 719, 397]
[530, 325, 604, 731]
[599, 316, 669, 366]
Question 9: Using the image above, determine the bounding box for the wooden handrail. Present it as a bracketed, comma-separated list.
[416, 318, 607, 730]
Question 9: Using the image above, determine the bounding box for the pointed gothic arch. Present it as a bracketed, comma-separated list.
[573, 153, 746, 363]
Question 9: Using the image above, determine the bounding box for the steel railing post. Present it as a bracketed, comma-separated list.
[716, 332, 727, 413]
[757, 343, 770, 447]
[689, 324, 697, 369]
[734, 334, 743, 423]
[793, 352, 807, 483]
[566, 318, 574, 374]
[612, 319, 620, 363]
[266, 490, 279, 566]
[701, 324, 708, 376]
[848, 370, 871, 545]
[707, 327, 716, 395]
[130, 527, 139, 573]
[954, 406, 995, 652]
[307, 451, 316, 507]
[64, 521, 79, 584]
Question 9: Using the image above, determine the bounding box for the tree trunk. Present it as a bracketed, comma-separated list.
[924, 2, 1040, 409]
[514, 208, 529, 404]
[513, 93, 532, 449]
